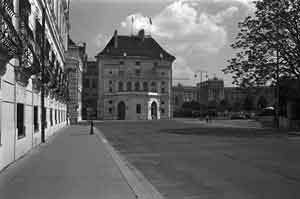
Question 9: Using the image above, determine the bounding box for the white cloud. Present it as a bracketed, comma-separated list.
[172, 57, 195, 85]
[120, 0, 229, 54]
[95, 33, 110, 50]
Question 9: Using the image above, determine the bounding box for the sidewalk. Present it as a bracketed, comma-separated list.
[0, 126, 136, 199]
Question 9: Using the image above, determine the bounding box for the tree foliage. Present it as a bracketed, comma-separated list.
[223, 0, 300, 87]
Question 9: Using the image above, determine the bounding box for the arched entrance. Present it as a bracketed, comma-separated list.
[117, 101, 126, 120]
[151, 101, 158, 120]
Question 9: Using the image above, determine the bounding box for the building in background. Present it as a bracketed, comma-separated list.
[96, 30, 175, 120]
[198, 77, 225, 108]
[0, 0, 72, 171]
[172, 84, 198, 112]
[66, 38, 87, 124]
[82, 60, 98, 120]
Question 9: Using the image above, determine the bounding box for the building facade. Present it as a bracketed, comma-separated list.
[172, 84, 198, 111]
[0, 0, 75, 171]
[66, 39, 86, 124]
[82, 60, 98, 120]
[96, 30, 175, 120]
[198, 77, 225, 107]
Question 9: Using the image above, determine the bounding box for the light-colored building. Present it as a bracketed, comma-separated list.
[82, 60, 98, 120]
[0, 0, 73, 171]
[172, 84, 198, 111]
[198, 77, 225, 107]
[96, 30, 175, 120]
[66, 39, 86, 124]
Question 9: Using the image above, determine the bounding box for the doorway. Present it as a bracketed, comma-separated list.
[117, 101, 126, 120]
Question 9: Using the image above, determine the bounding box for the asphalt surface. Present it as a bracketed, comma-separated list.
[95, 119, 300, 199]
[0, 126, 135, 199]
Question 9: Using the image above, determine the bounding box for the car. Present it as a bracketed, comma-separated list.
[230, 113, 246, 120]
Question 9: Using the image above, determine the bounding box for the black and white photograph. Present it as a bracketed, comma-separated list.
[0, 0, 300, 198]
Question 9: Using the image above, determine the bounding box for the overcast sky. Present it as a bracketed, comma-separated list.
[70, 0, 255, 86]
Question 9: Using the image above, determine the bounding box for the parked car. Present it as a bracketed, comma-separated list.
[230, 113, 246, 120]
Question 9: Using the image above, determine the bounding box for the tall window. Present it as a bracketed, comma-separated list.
[127, 82, 132, 91]
[118, 81, 124, 91]
[143, 82, 148, 92]
[151, 82, 157, 92]
[92, 79, 97, 88]
[34, 106, 39, 132]
[17, 103, 25, 139]
[136, 104, 141, 114]
[55, 109, 57, 124]
[135, 69, 141, 76]
[50, 108, 53, 126]
[135, 82, 140, 91]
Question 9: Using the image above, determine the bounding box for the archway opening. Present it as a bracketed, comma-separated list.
[151, 101, 158, 120]
[117, 101, 126, 120]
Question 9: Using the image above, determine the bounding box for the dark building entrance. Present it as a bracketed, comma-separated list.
[117, 101, 126, 120]
[151, 101, 158, 120]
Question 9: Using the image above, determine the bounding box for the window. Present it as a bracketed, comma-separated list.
[17, 103, 25, 139]
[136, 104, 141, 114]
[127, 82, 132, 91]
[109, 108, 113, 114]
[161, 81, 165, 85]
[118, 81, 124, 92]
[109, 87, 113, 92]
[109, 70, 113, 75]
[135, 69, 141, 76]
[161, 72, 165, 76]
[161, 108, 165, 114]
[161, 101, 165, 105]
[109, 80, 113, 85]
[55, 110, 57, 124]
[92, 79, 97, 88]
[109, 100, 113, 104]
[134, 82, 140, 91]
[151, 82, 157, 92]
[154, 62, 158, 67]
[84, 79, 89, 87]
[50, 108, 53, 126]
[120, 61, 124, 65]
[34, 106, 39, 132]
[136, 61, 140, 66]
[161, 87, 165, 93]
[119, 70, 124, 76]
[143, 82, 148, 92]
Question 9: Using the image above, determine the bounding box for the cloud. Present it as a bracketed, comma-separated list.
[95, 33, 110, 51]
[172, 57, 195, 85]
[121, 0, 230, 54]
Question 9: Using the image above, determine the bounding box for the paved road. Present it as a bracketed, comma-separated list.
[95, 120, 300, 199]
[0, 126, 135, 199]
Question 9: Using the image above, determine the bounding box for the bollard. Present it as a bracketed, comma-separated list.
[90, 120, 94, 135]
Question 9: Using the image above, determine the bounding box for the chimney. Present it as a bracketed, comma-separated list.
[138, 29, 145, 41]
[114, 30, 118, 48]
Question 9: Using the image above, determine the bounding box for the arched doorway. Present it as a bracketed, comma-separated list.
[151, 101, 158, 120]
[117, 101, 126, 120]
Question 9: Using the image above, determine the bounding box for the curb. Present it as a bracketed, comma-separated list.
[94, 127, 165, 199]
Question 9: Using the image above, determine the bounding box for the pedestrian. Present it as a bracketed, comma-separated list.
[205, 114, 209, 123]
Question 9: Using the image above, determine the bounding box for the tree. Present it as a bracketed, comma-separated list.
[223, 0, 300, 87]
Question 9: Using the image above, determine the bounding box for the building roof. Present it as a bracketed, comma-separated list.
[97, 34, 176, 62]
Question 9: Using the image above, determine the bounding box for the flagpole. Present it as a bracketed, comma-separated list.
[131, 16, 134, 36]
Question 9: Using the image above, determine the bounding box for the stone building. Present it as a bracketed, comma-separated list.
[172, 84, 198, 111]
[66, 39, 86, 124]
[197, 77, 225, 107]
[0, 0, 76, 171]
[82, 60, 98, 120]
[96, 30, 175, 120]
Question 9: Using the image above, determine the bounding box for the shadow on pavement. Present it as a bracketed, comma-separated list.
[159, 127, 289, 138]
